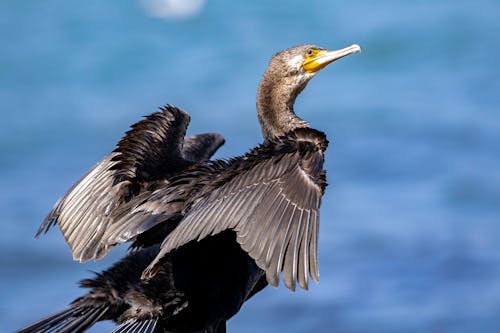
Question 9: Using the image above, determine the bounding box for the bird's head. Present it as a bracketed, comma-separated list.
[268, 44, 362, 87]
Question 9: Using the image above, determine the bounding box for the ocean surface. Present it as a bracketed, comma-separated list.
[1, 0, 500, 332]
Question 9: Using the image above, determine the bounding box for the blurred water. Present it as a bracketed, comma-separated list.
[1, 0, 500, 332]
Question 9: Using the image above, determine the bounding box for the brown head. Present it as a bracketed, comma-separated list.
[256, 44, 361, 140]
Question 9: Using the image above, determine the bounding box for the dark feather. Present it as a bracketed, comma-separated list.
[36, 105, 225, 262]
[182, 133, 225, 162]
[111, 105, 190, 185]
[19, 232, 265, 333]
[16, 305, 109, 333]
[126, 128, 327, 290]
[21, 42, 361, 332]
[111, 319, 157, 333]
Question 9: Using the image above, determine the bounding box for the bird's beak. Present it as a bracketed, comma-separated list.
[303, 44, 362, 74]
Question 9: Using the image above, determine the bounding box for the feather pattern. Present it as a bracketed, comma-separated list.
[111, 319, 158, 333]
[128, 128, 328, 291]
[16, 305, 109, 333]
[36, 105, 225, 262]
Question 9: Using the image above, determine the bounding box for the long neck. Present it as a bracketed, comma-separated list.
[256, 72, 309, 141]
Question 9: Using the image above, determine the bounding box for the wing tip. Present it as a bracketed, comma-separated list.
[35, 217, 57, 238]
[158, 104, 190, 122]
[285, 280, 297, 292]
[266, 269, 318, 291]
[266, 272, 280, 289]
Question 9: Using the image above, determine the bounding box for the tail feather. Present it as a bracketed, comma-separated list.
[17, 307, 77, 333]
[111, 319, 158, 333]
[56, 306, 109, 333]
[17, 305, 108, 333]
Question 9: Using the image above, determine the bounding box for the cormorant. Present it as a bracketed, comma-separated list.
[18, 43, 361, 333]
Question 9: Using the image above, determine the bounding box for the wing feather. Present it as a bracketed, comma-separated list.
[298, 209, 311, 290]
[37, 106, 225, 262]
[209, 195, 237, 235]
[283, 208, 303, 291]
[269, 203, 296, 287]
[309, 210, 320, 282]
[139, 133, 327, 290]
[265, 197, 291, 267]
[235, 181, 278, 243]
[238, 185, 282, 255]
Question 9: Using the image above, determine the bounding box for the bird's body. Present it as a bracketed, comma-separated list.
[18, 43, 361, 333]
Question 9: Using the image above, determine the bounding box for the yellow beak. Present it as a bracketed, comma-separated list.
[303, 44, 362, 74]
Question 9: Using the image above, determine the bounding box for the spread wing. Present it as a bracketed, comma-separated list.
[37, 105, 225, 262]
[131, 138, 326, 291]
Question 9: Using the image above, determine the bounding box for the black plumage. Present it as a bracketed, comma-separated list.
[18, 43, 361, 333]
[19, 231, 265, 333]
[37, 105, 225, 262]
[135, 127, 328, 291]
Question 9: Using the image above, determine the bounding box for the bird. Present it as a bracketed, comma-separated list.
[18, 43, 361, 333]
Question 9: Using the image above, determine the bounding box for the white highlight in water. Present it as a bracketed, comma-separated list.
[140, 0, 205, 19]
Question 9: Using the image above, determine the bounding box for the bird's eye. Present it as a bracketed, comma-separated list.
[306, 49, 314, 56]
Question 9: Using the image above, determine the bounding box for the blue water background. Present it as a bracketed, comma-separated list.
[1, 0, 500, 332]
